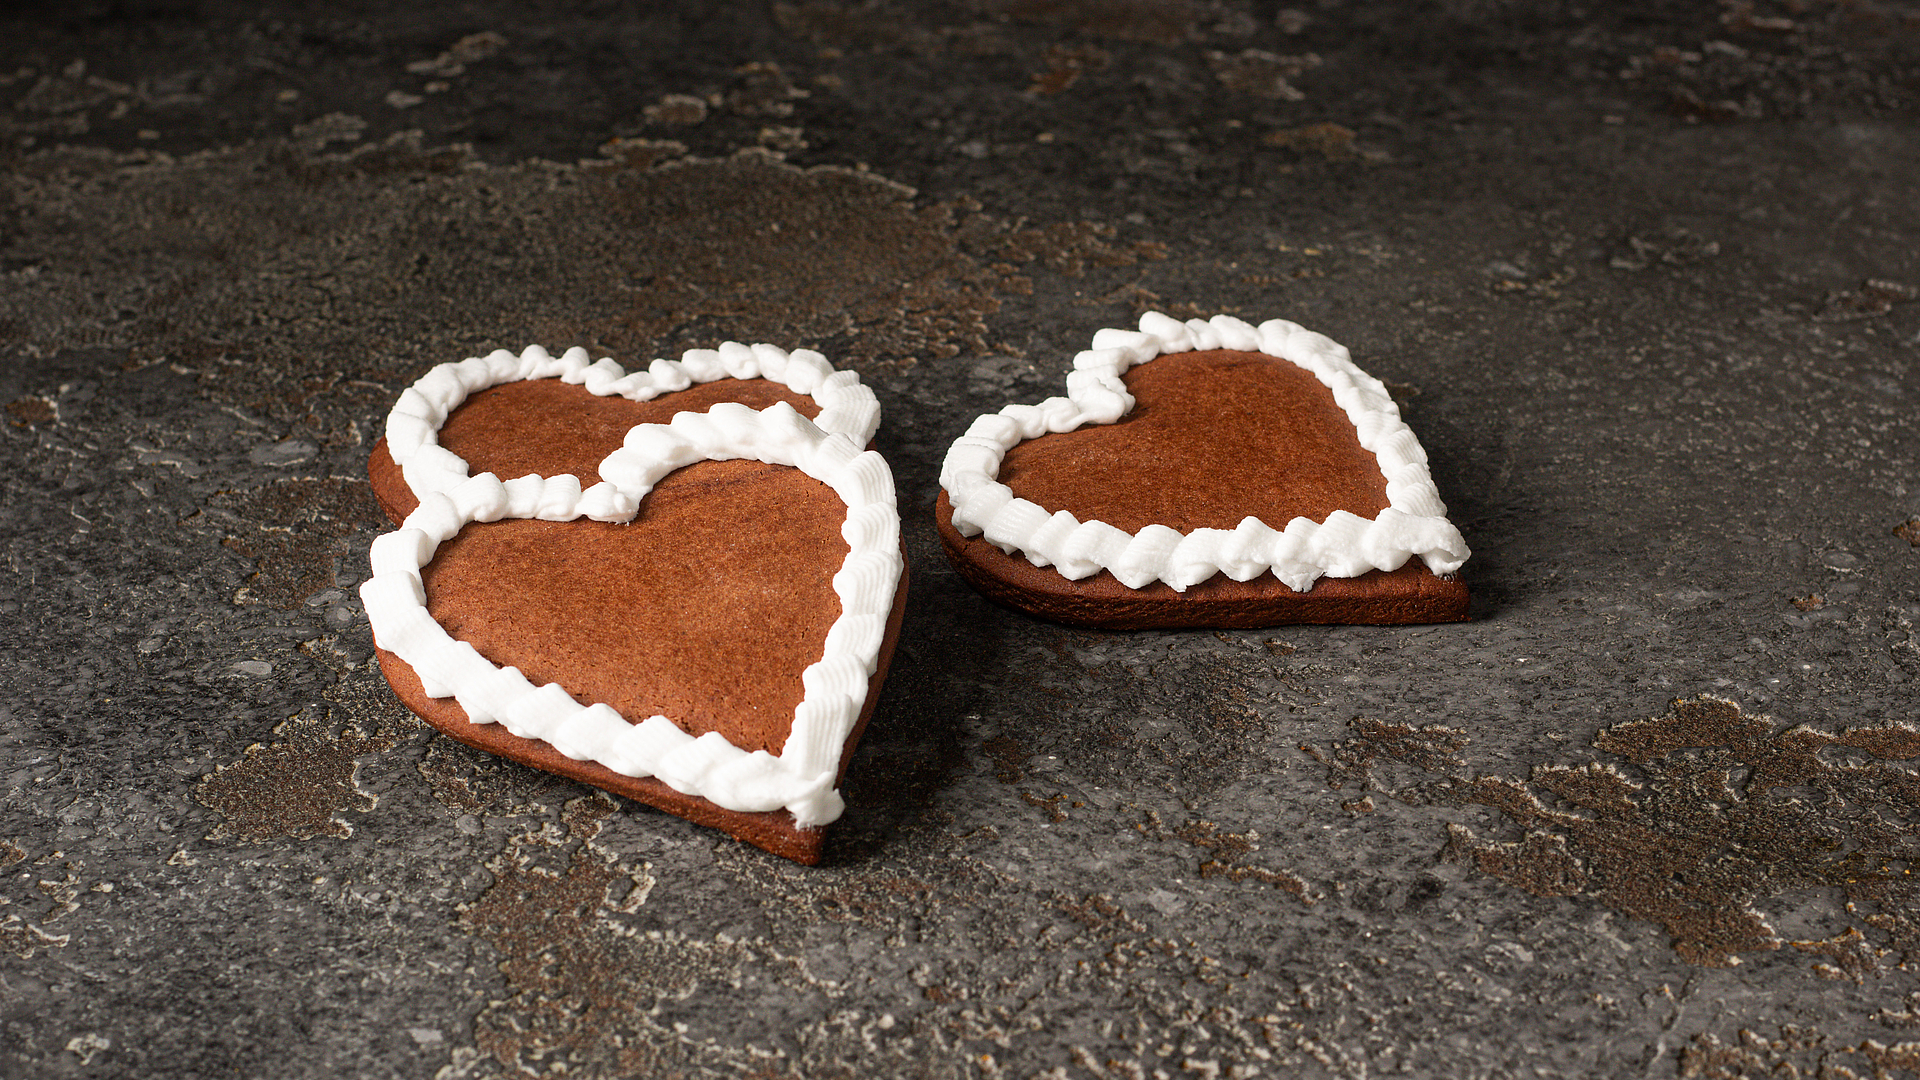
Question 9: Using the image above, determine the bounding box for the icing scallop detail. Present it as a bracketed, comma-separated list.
[939, 312, 1471, 593]
[384, 342, 883, 502]
[360, 401, 903, 828]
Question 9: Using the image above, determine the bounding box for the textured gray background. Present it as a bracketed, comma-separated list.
[1, 2, 1917, 1077]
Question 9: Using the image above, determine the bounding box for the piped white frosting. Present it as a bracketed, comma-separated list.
[939, 312, 1470, 593]
[384, 342, 882, 502]
[361, 401, 901, 828]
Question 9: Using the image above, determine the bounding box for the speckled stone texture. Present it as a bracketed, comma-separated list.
[2, 2, 1917, 1078]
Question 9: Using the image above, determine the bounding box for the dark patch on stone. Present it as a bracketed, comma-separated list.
[213, 477, 386, 609]
[725, 61, 809, 117]
[1348, 873, 1447, 917]
[595, 151, 1004, 368]
[1668, 83, 1764, 123]
[1174, 818, 1312, 903]
[1209, 49, 1321, 101]
[1446, 695, 1920, 972]
[809, 865, 948, 924]
[774, 2, 917, 51]
[4, 395, 56, 427]
[2, 130, 1148, 427]
[0, 842, 77, 960]
[1263, 121, 1358, 160]
[1814, 278, 1919, 321]
[1617, 9, 1920, 122]
[265, 129, 473, 187]
[193, 707, 396, 842]
[981, 733, 1029, 783]
[1608, 227, 1720, 271]
[449, 804, 1017, 1075]
[1057, 891, 1146, 938]
[1049, 652, 1291, 796]
[190, 665, 414, 843]
[1326, 717, 1468, 794]
[1028, 43, 1112, 95]
[1021, 789, 1070, 821]
[1681, 1024, 1920, 1079]
[1876, 991, 1920, 1028]
[457, 795, 707, 1079]
[417, 738, 570, 819]
[717, 842, 1000, 931]
[405, 31, 507, 80]
[0, 915, 69, 960]
[959, 216, 1165, 279]
[1789, 926, 1889, 984]
[966, 0, 1204, 44]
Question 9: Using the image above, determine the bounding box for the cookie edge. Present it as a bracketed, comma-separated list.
[375, 556, 909, 864]
[937, 490, 1467, 629]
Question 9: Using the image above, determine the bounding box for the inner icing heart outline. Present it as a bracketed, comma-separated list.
[360, 400, 902, 828]
[383, 341, 882, 503]
[940, 311, 1471, 593]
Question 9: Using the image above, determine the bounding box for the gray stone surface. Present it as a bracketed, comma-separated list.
[1, 2, 1917, 1077]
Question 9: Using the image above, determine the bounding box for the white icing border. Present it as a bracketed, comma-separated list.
[384, 342, 882, 502]
[939, 312, 1470, 593]
[360, 401, 903, 828]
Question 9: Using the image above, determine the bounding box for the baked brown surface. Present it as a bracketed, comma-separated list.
[369, 376, 819, 523]
[938, 349, 1467, 628]
[368, 375, 901, 864]
[421, 464, 844, 753]
[1001, 349, 1392, 532]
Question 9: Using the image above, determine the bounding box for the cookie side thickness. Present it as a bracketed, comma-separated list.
[359, 401, 904, 830]
[385, 342, 882, 504]
[937, 491, 1467, 629]
[939, 312, 1470, 594]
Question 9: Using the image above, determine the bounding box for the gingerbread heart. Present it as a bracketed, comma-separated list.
[936, 312, 1469, 628]
[361, 345, 904, 864]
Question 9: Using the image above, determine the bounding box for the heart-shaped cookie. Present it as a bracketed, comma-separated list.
[361, 345, 904, 864]
[936, 312, 1469, 628]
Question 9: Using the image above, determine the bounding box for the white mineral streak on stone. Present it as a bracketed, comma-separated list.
[940, 312, 1470, 592]
[365, 371, 898, 829]
[386, 341, 882, 502]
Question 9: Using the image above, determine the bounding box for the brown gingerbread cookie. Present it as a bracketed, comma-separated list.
[361, 344, 903, 864]
[937, 313, 1469, 629]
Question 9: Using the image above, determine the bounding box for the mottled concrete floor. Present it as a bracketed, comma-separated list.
[2, 2, 1918, 1077]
